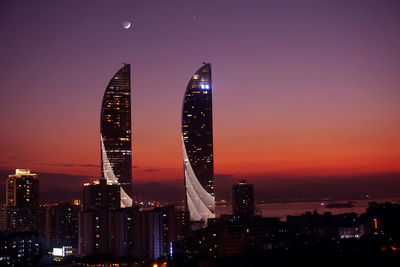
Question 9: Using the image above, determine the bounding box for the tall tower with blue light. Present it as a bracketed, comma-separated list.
[181, 63, 215, 222]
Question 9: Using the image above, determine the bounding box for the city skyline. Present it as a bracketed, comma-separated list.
[1, 1, 400, 266]
[1, 1, 399, 185]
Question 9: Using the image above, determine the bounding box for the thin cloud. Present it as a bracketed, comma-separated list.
[78, 164, 100, 168]
[40, 163, 99, 168]
[9, 155, 31, 163]
[34, 162, 136, 169]
[215, 173, 235, 177]
[144, 169, 161, 172]
[43, 163, 75, 167]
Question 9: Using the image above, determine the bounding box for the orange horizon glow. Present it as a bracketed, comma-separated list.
[1, 112, 400, 182]
[1, 113, 399, 183]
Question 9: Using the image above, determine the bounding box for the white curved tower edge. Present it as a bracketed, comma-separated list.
[101, 135, 133, 208]
[183, 136, 215, 222]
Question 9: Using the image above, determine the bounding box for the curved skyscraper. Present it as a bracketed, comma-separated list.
[100, 64, 132, 208]
[182, 63, 215, 222]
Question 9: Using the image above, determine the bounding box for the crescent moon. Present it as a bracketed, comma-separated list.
[123, 21, 131, 29]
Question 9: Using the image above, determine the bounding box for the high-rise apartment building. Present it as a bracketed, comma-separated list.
[232, 180, 255, 220]
[79, 179, 127, 257]
[6, 169, 39, 207]
[45, 202, 80, 249]
[0, 231, 45, 266]
[126, 205, 181, 260]
[82, 179, 120, 211]
[2, 169, 45, 235]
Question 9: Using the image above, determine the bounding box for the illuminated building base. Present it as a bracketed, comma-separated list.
[101, 136, 132, 208]
[183, 137, 215, 222]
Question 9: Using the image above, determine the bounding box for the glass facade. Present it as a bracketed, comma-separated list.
[100, 64, 132, 208]
[182, 63, 215, 222]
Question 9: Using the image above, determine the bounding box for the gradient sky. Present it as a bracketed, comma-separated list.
[0, 0, 399, 183]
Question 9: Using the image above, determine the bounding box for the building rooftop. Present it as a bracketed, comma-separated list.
[9, 169, 37, 178]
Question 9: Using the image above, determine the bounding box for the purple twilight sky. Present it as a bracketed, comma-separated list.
[0, 0, 399, 184]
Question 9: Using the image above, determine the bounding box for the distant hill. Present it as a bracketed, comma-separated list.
[132, 181, 184, 204]
[1, 169, 400, 204]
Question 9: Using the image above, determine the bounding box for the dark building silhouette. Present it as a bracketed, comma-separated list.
[0, 231, 46, 266]
[176, 207, 190, 241]
[232, 180, 255, 220]
[177, 215, 265, 259]
[79, 180, 127, 257]
[6, 169, 39, 207]
[126, 205, 183, 260]
[79, 209, 127, 257]
[1, 206, 45, 234]
[45, 202, 80, 250]
[82, 179, 120, 211]
[182, 63, 215, 222]
[100, 64, 133, 208]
